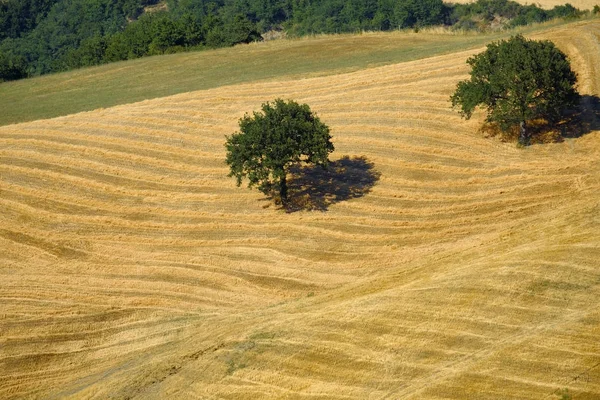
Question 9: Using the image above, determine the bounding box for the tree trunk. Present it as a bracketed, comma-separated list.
[519, 120, 528, 145]
[279, 174, 288, 203]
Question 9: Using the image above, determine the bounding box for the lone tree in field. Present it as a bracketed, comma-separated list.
[225, 99, 334, 203]
[451, 34, 578, 144]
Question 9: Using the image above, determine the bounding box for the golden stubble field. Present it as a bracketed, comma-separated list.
[1, 20, 600, 400]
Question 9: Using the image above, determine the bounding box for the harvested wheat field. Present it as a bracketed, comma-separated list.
[1, 19, 600, 400]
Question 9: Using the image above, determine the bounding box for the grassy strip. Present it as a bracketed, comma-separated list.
[0, 20, 577, 126]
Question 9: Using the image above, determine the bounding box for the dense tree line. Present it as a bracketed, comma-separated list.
[450, 0, 584, 30]
[0, 0, 592, 82]
[0, 0, 158, 78]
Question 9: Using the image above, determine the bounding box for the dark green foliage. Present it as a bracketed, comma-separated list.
[450, 0, 585, 31]
[126, 12, 186, 56]
[101, 11, 204, 62]
[0, 51, 27, 81]
[394, 0, 447, 29]
[0, 0, 150, 76]
[550, 4, 583, 20]
[0, 0, 61, 41]
[205, 14, 261, 47]
[62, 35, 109, 68]
[225, 99, 334, 202]
[286, 0, 446, 35]
[451, 35, 578, 136]
[225, 14, 262, 45]
[103, 32, 129, 62]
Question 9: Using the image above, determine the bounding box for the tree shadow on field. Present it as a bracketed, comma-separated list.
[529, 94, 600, 144]
[481, 95, 600, 144]
[277, 156, 381, 213]
[558, 95, 600, 139]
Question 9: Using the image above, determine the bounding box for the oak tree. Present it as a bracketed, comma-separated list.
[225, 99, 334, 203]
[451, 34, 578, 144]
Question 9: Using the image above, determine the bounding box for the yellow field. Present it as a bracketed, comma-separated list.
[450, 0, 599, 9]
[1, 19, 599, 399]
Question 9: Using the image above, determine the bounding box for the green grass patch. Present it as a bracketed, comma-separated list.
[0, 20, 577, 126]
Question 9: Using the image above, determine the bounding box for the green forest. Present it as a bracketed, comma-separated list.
[0, 0, 594, 82]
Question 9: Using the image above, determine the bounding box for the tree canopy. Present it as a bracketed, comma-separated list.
[225, 99, 334, 203]
[451, 34, 578, 141]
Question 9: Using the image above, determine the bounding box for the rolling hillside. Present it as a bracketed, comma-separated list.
[0, 18, 584, 128]
[1, 19, 600, 399]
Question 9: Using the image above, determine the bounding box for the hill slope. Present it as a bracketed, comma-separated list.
[0, 18, 582, 127]
[1, 19, 600, 399]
